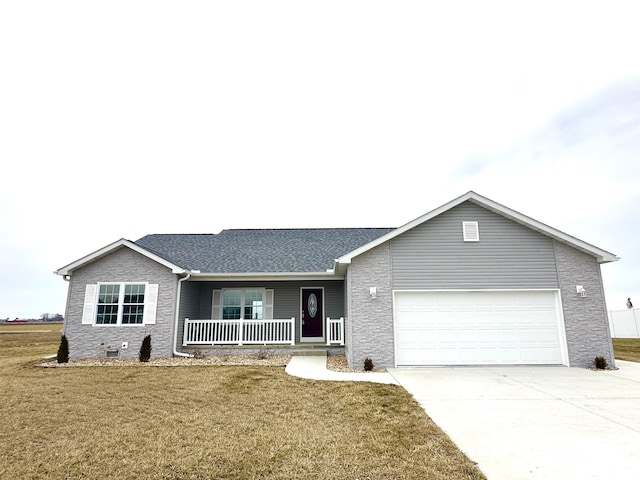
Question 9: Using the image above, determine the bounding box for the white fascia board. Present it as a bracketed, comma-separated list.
[187, 271, 343, 281]
[336, 191, 619, 265]
[55, 238, 186, 276]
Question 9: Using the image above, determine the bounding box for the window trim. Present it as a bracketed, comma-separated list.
[95, 282, 149, 326]
[213, 288, 274, 320]
[219, 288, 266, 320]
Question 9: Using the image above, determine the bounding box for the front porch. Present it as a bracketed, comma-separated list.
[177, 279, 347, 353]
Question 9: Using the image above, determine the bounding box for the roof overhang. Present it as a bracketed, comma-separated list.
[54, 238, 187, 276]
[185, 271, 343, 281]
[336, 191, 619, 266]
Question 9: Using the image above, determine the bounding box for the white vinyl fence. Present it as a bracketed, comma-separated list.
[609, 309, 640, 338]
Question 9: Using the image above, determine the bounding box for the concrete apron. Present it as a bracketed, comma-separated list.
[388, 361, 640, 480]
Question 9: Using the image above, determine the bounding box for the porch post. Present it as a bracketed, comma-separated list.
[326, 317, 330, 346]
[183, 318, 189, 346]
[290, 317, 295, 345]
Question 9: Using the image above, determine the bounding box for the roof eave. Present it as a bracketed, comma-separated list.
[186, 271, 343, 281]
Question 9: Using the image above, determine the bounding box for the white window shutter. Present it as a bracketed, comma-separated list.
[143, 284, 159, 325]
[212, 290, 222, 319]
[463, 221, 480, 242]
[82, 284, 97, 325]
[264, 289, 274, 320]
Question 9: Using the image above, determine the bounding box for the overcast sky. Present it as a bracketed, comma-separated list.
[1, 1, 639, 319]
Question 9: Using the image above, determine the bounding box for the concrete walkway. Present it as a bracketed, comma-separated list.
[388, 361, 640, 480]
[285, 352, 399, 384]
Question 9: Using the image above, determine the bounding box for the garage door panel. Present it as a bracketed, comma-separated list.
[395, 291, 564, 366]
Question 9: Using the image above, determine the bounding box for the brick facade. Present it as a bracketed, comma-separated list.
[63, 247, 177, 359]
[345, 242, 395, 369]
[554, 241, 615, 367]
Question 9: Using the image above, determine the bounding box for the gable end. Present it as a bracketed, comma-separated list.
[55, 239, 186, 276]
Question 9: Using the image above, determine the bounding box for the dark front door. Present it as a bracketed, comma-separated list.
[301, 288, 323, 339]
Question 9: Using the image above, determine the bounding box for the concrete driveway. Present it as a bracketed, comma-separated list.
[388, 361, 640, 480]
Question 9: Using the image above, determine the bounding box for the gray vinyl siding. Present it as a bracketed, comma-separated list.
[184, 280, 344, 344]
[176, 280, 201, 352]
[63, 247, 178, 359]
[179, 281, 201, 319]
[390, 201, 559, 290]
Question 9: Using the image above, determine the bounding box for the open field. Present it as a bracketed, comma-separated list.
[0, 330, 485, 479]
[0, 322, 62, 333]
[612, 338, 640, 363]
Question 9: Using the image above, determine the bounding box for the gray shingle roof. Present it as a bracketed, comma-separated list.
[135, 228, 395, 273]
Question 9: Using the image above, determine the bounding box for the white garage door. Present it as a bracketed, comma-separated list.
[394, 290, 565, 366]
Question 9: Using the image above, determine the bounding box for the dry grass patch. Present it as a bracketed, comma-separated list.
[0, 322, 62, 333]
[0, 331, 485, 480]
[613, 338, 640, 362]
[0, 327, 61, 368]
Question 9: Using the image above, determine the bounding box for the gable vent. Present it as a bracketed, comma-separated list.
[463, 221, 480, 242]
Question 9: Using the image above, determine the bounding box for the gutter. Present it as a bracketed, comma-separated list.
[172, 272, 193, 358]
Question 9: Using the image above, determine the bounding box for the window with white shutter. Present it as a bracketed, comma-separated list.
[214, 288, 272, 320]
[82, 282, 158, 325]
[82, 285, 97, 324]
[142, 284, 159, 325]
[264, 289, 274, 320]
[212, 290, 223, 319]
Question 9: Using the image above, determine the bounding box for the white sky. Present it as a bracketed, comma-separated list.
[1, 1, 639, 319]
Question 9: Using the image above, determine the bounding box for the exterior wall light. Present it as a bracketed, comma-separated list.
[369, 287, 377, 299]
[576, 285, 586, 297]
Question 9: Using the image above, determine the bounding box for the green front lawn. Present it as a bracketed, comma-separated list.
[613, 338, 640, 363]
[0, 330, 485, 480]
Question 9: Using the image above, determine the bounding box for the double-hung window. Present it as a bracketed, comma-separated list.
[122, 284, 146, 324]
[96, 283, 146, 324]
[222, 289, 264, 320]
[243, 289, 264, 320]
[215, 288, 272, 320]
[96, 284, 121, 324]
[83, 282, 158, 325]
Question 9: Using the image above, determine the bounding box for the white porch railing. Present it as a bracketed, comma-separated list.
[326, 317, 344, 346]
[183, 318, 295, 346]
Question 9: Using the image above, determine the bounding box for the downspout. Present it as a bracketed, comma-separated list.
[61, 275, 72, 336]
[173, 272, 193, 357]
